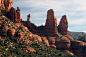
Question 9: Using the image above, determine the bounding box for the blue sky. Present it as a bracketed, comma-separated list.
[13, 0, 86, 32]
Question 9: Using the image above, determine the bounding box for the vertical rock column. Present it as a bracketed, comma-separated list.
[44, 9, 58, 34]
[16, 7, 21, 23]
[9, 7, 21, 23]
[58, 15, 68, 35]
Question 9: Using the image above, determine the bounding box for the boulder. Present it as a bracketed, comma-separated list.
[64, 35, 74, 40]
[1, 25, 9, 31]
[17, 32, 24, 41]
[7, 29, 15, 36]
[26, 46, 36, 52]
[50, 45, 56, 49]
[58, 15, 68, 35]
[55, 37, 70, 49]
[32, 34, 42, 42]
[23, 27, 29, 31]
[71, 40, 85, 57]
[42, 37, 50, 46]
[49, 37, 56, 45]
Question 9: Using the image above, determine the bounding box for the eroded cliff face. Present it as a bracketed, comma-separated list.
[58, 15, 68, 35]
[9, 7, 21, 23]
[44, 9, 58, 34]
[0, 0, 13, 10]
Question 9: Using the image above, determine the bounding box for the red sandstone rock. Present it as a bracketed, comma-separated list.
[17, 32, 24, 41]
[41, 37, 50, 46]
[50, 45, 56, 49]
[64, 35, 74, 40]
[26, 46, 36, 52]
[49, 37, 56, 45]
[23, 27, 29, 31]
[9, 7, 17, 22]
[44, 9, 58, 34]
[58, 15, 68, 35]
[32, 34, 42, 42]
[16, 7, 21, 23]
[27, 14, 30, 22]
[60, 50, 74, 55]
[29, 32, 33, 37]
[1, 25, 9, 31]
[26, 14, 37, 31]
[55, 37, 70, 50]
[24, 39, 31, 44]
[9, 7, 21, 23]
[0, 0, 13, 10]
[71, 40, 85, 57]
[7, 29, 15, 36]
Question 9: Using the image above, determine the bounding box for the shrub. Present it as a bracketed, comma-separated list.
[58, 54, 62, 56]
[5, 19, 9, 22]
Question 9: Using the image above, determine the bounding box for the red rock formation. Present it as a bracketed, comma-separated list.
[9, 7, 17, 22]
[64, 35, 74, 40]
[17, 32, 24, 41]
[60, 50, 74, 55]
[0, 0, 13, 10]
[7, 29, 15, 36]
[55, 37, 71, 50]
[41, 37, 50, 46]
[1, 25, 9, 31]
[16, 7, 21, 23]
[26, 14, 38, 31]
[71, 40, 85, 57]
[26, 46, 36, 52]
[9, 7, 21, 23]
[58, 15, 68, 35]
[44, 9, 58, 34]
[27, 14, 30, 22]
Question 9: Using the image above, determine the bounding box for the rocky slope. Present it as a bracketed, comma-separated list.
[0, 11, 76, 57]
[0, 0, 86, 57]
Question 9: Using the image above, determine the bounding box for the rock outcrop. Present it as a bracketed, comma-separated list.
[58, 15, 68, 35]
[44, 9, 58, 34]
[26, 14, 37, 31]
[27, 14, 30, 22]
[71, 40, 86, 57]
[0, 0, 13, 10]
[9, 7, 21, 23]
[26, 46, 36, 52]
[55, 37, 71, 50]
[16, 7, 21, 23]
[7, 29, 15, 36]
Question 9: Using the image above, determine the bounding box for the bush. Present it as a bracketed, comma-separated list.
[5, 19, 9, 22]
[58, 54, 62, 56]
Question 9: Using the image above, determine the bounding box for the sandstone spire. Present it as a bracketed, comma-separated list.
[27, 14, 30, 22]
[44, 9, 58, 34]
[16, 7, 21, 23]
[58, 15, 68, 35]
